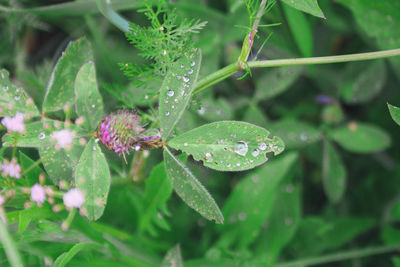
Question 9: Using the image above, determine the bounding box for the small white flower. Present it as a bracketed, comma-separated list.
[63, 188, 85, 209]
[1, 159, 21, 179]
[1, 112, 25, 133]
[51, 129, 75, 149]
[30, 184, 45, 205]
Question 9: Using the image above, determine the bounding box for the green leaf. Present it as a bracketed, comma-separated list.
[242, 104, 269, 127]
[75, 138, 111, 221]
[17, 206, 54, 233]
[254, 66, 303, 102]
[282, 4, 313, 57]
[322, 140, 346, 204]
[163, 147, 223, 224]
[19, 151, 45, 186]
[168, 121, 285, 172]
[0, 69, 40, 118]
[43, 37, 93, 113]
[2, 118, 82, 148]
[337, 0, 400, 78]
[0, 219, 24, 267]
[74, 61, 103, 130]
[161, 244, 183, 267]
[388, 103, 400, 126]
[220, 152, 298, 248]
[281, 0, 325, 18]
[269, 119, 321, 149]
[53, 242, 103, 267]
[139, 161, 173, 234]
[196, 97, 233, 122]
[254, 180, 301, 264]
[331, 122, 391, 153]
[159, 48, 202, 140]
[340, 61, 386, 104]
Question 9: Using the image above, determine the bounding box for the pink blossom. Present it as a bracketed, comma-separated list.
[63, 188, 84, 208]
[51, 129, 75, 149]
[1, 112, 25, 133]
[1, 159, 21, 179]
[30, 184, 45, 204]
[0, 195, 4, 205]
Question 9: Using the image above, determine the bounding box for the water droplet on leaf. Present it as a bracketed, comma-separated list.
[252, 149, 260, 157]
[234, 141, 248, 156]
[38, 132, 45, 140]
[167, 90, 174, 97]
[259, 143, 267, 151]
[165, 111, 170, 116]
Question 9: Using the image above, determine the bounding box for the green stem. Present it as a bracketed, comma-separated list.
[193, 48, 400, 95]
[276, 244, 399, 267]
[96, 0, 130, 33]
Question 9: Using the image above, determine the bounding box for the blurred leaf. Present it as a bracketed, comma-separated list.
[254, 178, 301, 264]
[43, 38, 93, 113]
[53, 242, 103, 267]
[168, 121, 285, 172]
[283, 4, 313, 57]
[331, 122, 391, 153]
[0, 219, 24, 267]
[163, 147, 223, 224]
[340, 61, 386, 104]
[393, 257, 400, 267]
[322, 140, 346, 204]
[289, 216, 375, 256]
[139, 161, 173, 235]
[337, 0, 400, 78]
[197, 98, 233, 122]
[161, 244, 183, 267]
[281, 0, 325, 18]
[381, 225, 400, 245]
[269, 119, 321, 149]
[254, 66, 303, 102]
[220, 152, 298, 248]
[242, 104, 269, 127]
[75, 138, 111, 221]
[17, 206, 55, 234]
[388, 103, 400, 126]
[0, 69, 40, 118]
[74, 61, 103, 131]
[159, 49, 202, 140]
[19, 151, 45, 186]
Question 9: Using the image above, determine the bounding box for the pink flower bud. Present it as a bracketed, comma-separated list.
[30, 184, 46, 205]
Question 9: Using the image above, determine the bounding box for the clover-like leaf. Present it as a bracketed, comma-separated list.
[74, 61, 103, 131]
[75, 138, 111, 221]
[0, 69, 39, 118]
[163, 147, 223, 224]
[168, 121, 285, 172]
[159, 48, 202, 140]
[43, 37, 93, 113]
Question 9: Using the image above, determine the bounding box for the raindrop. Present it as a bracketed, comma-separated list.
[163, 50, 167, 55]
[164, 99, 169, 104]
[165, 111, 170, 116]
[236, 162, 241, 167]
[188, 69, 194, 74]
[177, 75, 182, 80]
[217, 139, 224, 144]
[167, 90, 174, 97]
[93, 146, 97, 151]
[183, 76, 190, 83]
[191, 61, 196, 67]
[184, 142, 188, 147]
[3, 86, 8, 91]
[38, 132, 46, 140]
[234, 141, 248, 156]
[205, 152, 213, 162]
[14, 95, 20, 101]
[180, 64, 185, 68]
[197, 106, 206, 115]
[227, 163, 232, 168]
[91, 104, 95, 108]
[144, 95, 149, 100]
[259, 142, 267, 151]
[252, 149, 260, 157]
[174, 98, 178, 103]
[135, 144, 141, 151]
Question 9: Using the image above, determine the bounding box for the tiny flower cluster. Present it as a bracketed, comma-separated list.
[1, 112, 25, 133]
[51, 129, 75, 150]
[0, 158, 21, 179]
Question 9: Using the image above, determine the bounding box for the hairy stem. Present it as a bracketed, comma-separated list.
[276, 244, 399, 267]
[193, 48, 400, 95]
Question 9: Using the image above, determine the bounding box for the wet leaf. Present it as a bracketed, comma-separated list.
[322, 140, 346, 204]
[43, 37, 93, 113]
[281, 0, 325, 18]
[331, 122, 391, 153]
[74, 61, 103, 130]
[0, 69, 39, 118]
[159, 48, 202, 140]
[388, 103, 400, 126]
[163, 147, 223, 224]
[75, 138, 111, 221]
[161, 244, 183, 267]
[168, 121, 285, 172]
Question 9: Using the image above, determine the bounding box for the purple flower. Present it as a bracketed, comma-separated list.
[1, 112, 25, 133]
[30, 184, 45, 205]
[63, 188, 85, 209]
[315, 95, 334, 105]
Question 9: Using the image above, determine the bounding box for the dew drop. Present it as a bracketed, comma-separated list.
[191, 61, 196, 67]
[188, 69, 194, 74]
[14, 95, 20, 101]
[300, 133, 308, 141]
[227, 163, 232, 168]
[180, 64, 185, 68]
[198, 106, 206, 115]
[234, 141, 248, 156]
[259, 142, 267, 151]
[183, 76, 190, 83]
[205, 152, 213, 162]
[3, 86, 8, 91]
[184, 142, 188, 147]
[38, 132, 46, 140]
[174, 98, 178, 103]
[177, 75, 182, 80]
[236, 162, 241, 167]
[167, 90, 174, 97]
[252, 149, 260, 157]
[165, 111, 170, 116]
[91, 104, 95, 108]
[93, 146, 97, 151]
[144, 95, 149, 100]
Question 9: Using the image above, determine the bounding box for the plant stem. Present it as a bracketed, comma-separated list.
[276, 244, 399, 267]
[193, 48, 400, 95]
